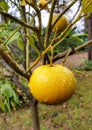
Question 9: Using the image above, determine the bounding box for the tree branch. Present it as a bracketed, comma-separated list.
[0, 10, 37, 32]
[0, 50, 30, 80]
[9, 0, 21, 12]
[11, 74, 35, 103]
[53, 39, 92, 62]
[26, 0, 42, 31]
[25, 1, 44, 50]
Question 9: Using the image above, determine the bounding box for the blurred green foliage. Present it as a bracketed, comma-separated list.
[76, 60, 92, 71]
[53, 31, 88, 54]
[0, 78, 28, 112]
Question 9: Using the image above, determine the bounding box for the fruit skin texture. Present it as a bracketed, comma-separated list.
[28, 64, 76, 105]
[52, 14, 69, 33]
[38, 0, 48, 10]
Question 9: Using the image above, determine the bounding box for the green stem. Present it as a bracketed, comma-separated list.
[53, 26, 75, 48]
[44, 0, 57, 48]
[50, 45, 54, 66]
[62, 48, 71, 63]
[26, 29, 30, 70]
[25, 55, 41, 73]
[82, 0, 92, 12]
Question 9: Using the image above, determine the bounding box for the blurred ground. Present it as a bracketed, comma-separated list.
[60, 51, 88, 67]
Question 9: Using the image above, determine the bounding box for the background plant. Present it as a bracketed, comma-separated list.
[0, 69, 28, 112]
[76, 60, 92, 71]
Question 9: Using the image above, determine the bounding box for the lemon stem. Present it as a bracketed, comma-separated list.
[50, 45, 54, 66]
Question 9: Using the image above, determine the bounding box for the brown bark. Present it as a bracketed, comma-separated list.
[30, 101, 40, 130]
[85, 13, 92, 60]
[11, 73, 40, 130]
[0, 50, 30, 80]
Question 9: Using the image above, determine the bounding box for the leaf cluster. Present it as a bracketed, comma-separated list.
[0, 79, 24, 112]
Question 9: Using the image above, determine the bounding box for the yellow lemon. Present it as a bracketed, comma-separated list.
[38, 0, 48, 10]
[52, 14, 69, 33]
[28, 64, 76, 105]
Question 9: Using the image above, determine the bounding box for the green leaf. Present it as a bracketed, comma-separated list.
[1, 83, 14, 98]
[0, 100, 5, 111]
[71, 36, 84, 43]
[29, 35, 34, 45]
[0, 1, 9, 12]
[29, 35, 40, 54]
[7, 32, 20, 45]
[10, 100, 15, 107]
[17, 38, 24, 51]
[12, 91, 20, 104]
[5, 99, 11, 112]
[71, 33, 88, 37]
[82, 0, 92, 13]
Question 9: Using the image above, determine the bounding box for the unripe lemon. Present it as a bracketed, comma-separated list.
[38, 0, 48, 10]
[52, 14, 69, 33]
[28, 64, 76, 105]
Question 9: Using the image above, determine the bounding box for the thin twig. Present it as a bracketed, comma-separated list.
[9, 0, 21, 12]
[44, 0, 57, 48]
[52, 0, 77, 29]
[0, 10, 37, 32]
[70, 0, 81, 22]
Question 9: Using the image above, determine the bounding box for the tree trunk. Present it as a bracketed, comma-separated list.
[85, 13, 92, 60]
[11, 74, 40, 130]
[30, 101, 40, 130]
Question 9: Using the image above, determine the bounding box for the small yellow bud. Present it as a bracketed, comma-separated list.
[38, 0, 48, 10]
